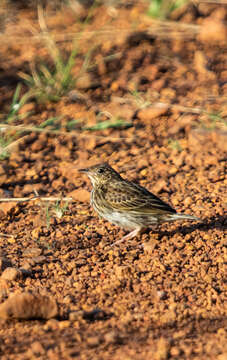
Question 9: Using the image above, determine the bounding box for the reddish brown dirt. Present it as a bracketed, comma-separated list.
[0, 1, 226, 359]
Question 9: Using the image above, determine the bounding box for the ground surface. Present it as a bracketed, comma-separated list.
[0, 1, 226, 359]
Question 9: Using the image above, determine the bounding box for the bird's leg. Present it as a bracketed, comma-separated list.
[111, 227, 143, 246]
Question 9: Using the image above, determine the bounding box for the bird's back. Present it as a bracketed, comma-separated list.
[98, 178, 177, 215]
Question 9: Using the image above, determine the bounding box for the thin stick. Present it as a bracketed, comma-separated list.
[0, 124, 135, 142]
[0, 233, 14, 238]
[194, 0, 227, 4]
[0, 197, 73, 203]
[0, 20, 200, 44]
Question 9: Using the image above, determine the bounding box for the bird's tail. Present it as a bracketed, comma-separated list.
[169, 213, 201, 221]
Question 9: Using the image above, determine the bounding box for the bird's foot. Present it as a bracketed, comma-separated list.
[111, 228, 143, 247]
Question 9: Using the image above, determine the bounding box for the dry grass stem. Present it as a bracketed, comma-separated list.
[0, 124, 136, 142]
[0, 197, 73, 203]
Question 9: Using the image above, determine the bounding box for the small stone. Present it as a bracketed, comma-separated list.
[152, 179, 167, 193]
[170, 346, 180, 357]
[217, 354, 227, 360]
[75, 74, 92, 90]
[114, 265, 131, 280]
[138, 104, 168, 121]
[198, 18, 227, 45]
[0, 292, 58, 320]
[169, 166, 178, 175]
[18, 103, 35, 115]
[69, 311, 83, 321]
[104, 330, 119, 344]
[157, 290, 168, 300]
[0, 165, 7, 186]
[1, 267, 22, 281]
[31, 341, 45, 355]
[155, 337, 170, 360]
[32, 256, 46, 264]
[87, 336, 100, 347]
[143, 241, 156, 253]
[0, 279, 9, 298]
[69, 188, 90, 203]
[23, 247, 42, 258]
[54, 144, 71, 160]
[20, 262, 31, 271]
[58, 321, 71, 329]
[0, 202, 17, 216]
[184, 197, 192, 207]
[44, 319, 59, 330]
[63, 295, 72, 304]
[67, 90, 89, 104]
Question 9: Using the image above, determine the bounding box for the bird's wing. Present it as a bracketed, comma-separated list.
[104, 180, 176, 214]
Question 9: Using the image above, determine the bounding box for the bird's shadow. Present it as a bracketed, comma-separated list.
[151, 214, 226, 238]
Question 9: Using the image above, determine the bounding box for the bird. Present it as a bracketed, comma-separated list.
[79, 163, 200, 246]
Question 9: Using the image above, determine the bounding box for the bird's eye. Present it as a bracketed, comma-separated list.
[97, 168, 104, 174]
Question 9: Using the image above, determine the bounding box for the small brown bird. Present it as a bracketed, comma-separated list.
[80, 163, 200, 245]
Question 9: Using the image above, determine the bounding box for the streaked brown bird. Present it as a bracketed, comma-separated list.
[80, 163, 200, 245]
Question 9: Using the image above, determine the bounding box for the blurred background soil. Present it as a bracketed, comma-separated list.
[0, 0, 226, 359]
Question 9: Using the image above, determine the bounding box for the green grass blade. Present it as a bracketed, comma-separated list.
[83, 119, 133, 131]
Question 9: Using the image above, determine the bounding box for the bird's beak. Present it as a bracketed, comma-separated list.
[79, 168, 89, 173]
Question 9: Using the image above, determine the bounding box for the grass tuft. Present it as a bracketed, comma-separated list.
[0, 134, 12, 160]
[19, 6, 93, 103]
[147, 0, 188, 19]
[168, 138, 182, 152]
[5, 83, 33, 123]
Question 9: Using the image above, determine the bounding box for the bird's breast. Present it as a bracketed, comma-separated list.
[91, 189, 106, 214]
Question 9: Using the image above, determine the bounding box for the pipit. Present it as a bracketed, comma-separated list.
[80, 163, 200, 245]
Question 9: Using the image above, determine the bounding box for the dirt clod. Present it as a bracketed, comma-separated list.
[1, 267, 22, 281]
[0, 293, 58, 320]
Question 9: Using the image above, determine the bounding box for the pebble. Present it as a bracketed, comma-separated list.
[0, 292, 58, 320]
[23, 248, 42, 258]
[1, 267, 22, 281]
[87, 336, 100, 347]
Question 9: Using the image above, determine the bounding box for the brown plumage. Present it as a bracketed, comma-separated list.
[80, 163, 200, 245]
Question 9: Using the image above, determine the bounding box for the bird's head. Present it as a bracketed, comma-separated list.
[79, 163, 121, 187]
